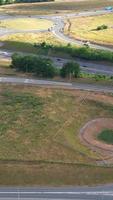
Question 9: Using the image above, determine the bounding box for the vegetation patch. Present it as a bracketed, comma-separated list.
[0, 18, 53, 30]
[65, 14, 113, 46]
[1, 0, 113, 15]
[0, 85, 113, 185]
[98, 129, 113, 144]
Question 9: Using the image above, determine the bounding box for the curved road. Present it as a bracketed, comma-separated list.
[0, 9, 113, 51]
[1, 9, 113, 76]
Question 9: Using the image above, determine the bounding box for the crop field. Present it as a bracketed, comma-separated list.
[0, 18, 53, 31]
[65, 13, 113, 46]
[0, 85, 113, 185]
[0, 0, 113, 15]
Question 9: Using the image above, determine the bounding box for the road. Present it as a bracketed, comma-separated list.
[1, 49, 113, 76]
[0, 76, 113, 93]
[1, 9, 113, 51]
[0, 185, 113, 199]
[52, 9, 113, 52]
[1, 9, 113, 76]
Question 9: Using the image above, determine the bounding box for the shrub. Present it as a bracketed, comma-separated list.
[11, 53, 56, 78]
[96, 24, 108, 31]
[60, 62, 80, 78]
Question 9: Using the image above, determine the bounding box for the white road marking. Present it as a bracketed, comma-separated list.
[0, 191, 113, 196]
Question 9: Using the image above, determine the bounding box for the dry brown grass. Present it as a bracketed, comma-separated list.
[1, 0, 113, 15]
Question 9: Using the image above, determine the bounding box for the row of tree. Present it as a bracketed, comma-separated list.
[11, 53, 80, 79]
[34, 42, 113, 63]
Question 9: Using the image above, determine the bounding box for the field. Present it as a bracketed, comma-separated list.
[0, 84, 113, 185]
[64, 13, 113, 46]
[98, 129, 113, 144]
[0, 18, 53, 31]
[0, 0, 113, 15]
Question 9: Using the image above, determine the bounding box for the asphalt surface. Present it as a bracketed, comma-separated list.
[1, 49, 113, 76]
[1, 76, 113, 93]
[0, 185, 113, 199]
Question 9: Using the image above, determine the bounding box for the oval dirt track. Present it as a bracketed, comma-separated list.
[80, 118, 113, 155]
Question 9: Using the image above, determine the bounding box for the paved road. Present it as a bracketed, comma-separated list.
[52, 9, 113, 52]
[1, 49, 113, 76]
[0, 9, 113, 52]
[1, 9, 113, 76]
[0, 185, 113, 199]
[0, 76, 113, 93]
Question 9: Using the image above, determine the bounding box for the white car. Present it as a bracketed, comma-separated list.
[0, 51, 11, 57]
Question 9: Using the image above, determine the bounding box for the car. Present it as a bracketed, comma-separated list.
[105, 6, 113, 11]
[57, 58, 62, 61]
[83, 41, 90, 47]
[0, 51, 10, 57]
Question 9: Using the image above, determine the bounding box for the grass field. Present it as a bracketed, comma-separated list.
[0, 0, 113, 15]
[65, 13, 113, 46]
[0, 85, 113, 185]
[0, 18, 53, 30]
[98, 129, 113, 144]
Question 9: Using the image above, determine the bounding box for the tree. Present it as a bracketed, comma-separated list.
[60, 62, 80, 79]
[11, 53, 56, 78]
[34, 57, 56, 78]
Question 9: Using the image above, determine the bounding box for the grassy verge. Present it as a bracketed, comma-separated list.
[64, 13, 113, 47]
[1, 0, 113, 15]
[0, 162, 113, 186]
[0, 33, 63, 54]
[0, 18, 53, 30]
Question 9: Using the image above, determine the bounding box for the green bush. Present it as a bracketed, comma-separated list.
[96, 24, 108, 31]
[34, 43, 113, 63]
[60, 62, 80, 78]
[11, 53, 56, 78]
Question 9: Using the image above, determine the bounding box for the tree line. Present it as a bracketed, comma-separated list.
[34, 42, 113, 63]
[11, 53, 80, 79]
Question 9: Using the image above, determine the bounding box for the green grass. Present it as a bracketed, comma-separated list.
[0, 85, 113, 185]
[0, 18, 53, 30]
[65, 13, 113, 46]
[1, 0, 113, 15]
[1, 85, 113, 162]
[98, 129, 113, 144]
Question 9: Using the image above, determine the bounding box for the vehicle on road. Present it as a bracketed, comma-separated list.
[105, 6, 113, 11]
[83, 41, 90, 47]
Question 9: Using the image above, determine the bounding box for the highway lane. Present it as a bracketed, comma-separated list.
[1, 49, 113, 76]
[0, 76, 113, 93]
[0, 185, 113, 199]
